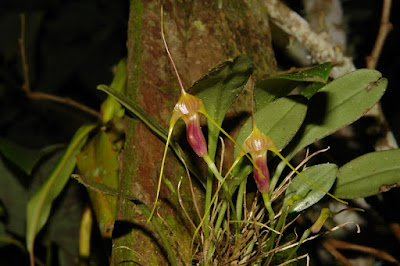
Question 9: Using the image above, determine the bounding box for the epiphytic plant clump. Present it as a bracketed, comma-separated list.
[13, 3, 399, 266]
[94, 7, 394, 265]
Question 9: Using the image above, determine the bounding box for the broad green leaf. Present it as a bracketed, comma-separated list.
[301, 82, 326, 99]
[0, 138, 63, 175]
[285, 163, 338, 212]
[26, 124, 96, 257]
[230, 96, 307, 189]
[334, 149, 400, 199]
[285, 69, 388, 160]
[255, 62, 331, 110]
[76, 131, 118, 237]
[190, 55, 254, 159]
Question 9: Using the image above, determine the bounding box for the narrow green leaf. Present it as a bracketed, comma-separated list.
[334, 149, 400, 199]
[230, 96, 307, 189]
[72, 174, 141, 204]
[101, 58, 127, 123]
[255, 62, 331, 110]
[190, 55, 254, 159]
[285, 163, 338, 212]
[98, 85, 168, 141]
[97, 85, 204, 186]
[26, 124, 96, 256]
[285, 69, 388, 160]
[0, 138, 63, 175]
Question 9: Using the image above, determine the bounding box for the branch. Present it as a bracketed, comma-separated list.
[18, 13, 30, 94]
[263, 0, 355, 78]
[366, 0, 393, 69]
[264, 0, 398, 151]
[29, 92, 101, 119]
[18, 13, 101, 119]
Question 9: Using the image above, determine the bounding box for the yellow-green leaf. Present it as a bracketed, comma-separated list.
[76, 131, 118, 237]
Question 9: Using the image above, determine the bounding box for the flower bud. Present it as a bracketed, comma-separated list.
[311, 208, 332, 233]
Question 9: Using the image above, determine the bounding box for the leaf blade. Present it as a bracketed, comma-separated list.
[285, 163, 338, 212]
[334, 149, 400, 199]
[285, 69, 387, 160]
[255, 62, 331, 110]
[26, 124, 96, 256]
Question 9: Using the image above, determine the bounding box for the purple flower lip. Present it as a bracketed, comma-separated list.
[241, 126, 276, 193]
[171, 92, 208, 157]
[252, 151, 270, 193]
[185, 112, 208, 157]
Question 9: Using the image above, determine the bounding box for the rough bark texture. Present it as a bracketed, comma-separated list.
[112, 1, 277, 264]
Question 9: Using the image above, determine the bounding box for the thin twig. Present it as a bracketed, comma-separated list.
[321, 240, 352, 266]
[18, 14, 101, 119]
[366, 0, 393, 69]
[18, 13, 30, 94]
[177, 177, 197, 231]
[29, 92, 101, 119]
[324, 238, 400, 265]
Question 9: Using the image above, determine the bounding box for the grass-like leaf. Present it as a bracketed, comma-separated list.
[334, 149, 400, 199]
[98, 85, 168, 141]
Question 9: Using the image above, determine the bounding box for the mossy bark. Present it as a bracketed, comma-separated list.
[111, 1, 277, 265]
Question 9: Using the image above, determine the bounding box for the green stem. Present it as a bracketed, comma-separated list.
[262, 192, 276, 254]
[204, 168, 213, 240]
[268, 160, 286, 193]
[190, 155, 242, 261]
[235, 179, 246, 240]
[203, 155, 237, 220]
[287, 228, 311, 261]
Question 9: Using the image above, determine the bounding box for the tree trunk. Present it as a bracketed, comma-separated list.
[112, 1, 276, 264]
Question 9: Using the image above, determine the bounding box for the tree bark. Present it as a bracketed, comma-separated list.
[112, 1, 277, 264]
